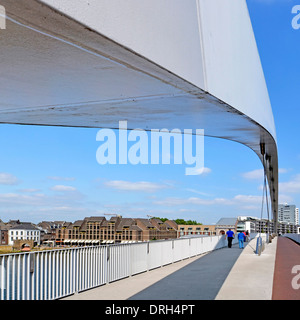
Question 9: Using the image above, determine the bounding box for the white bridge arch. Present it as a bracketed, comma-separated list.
[0, 0, 278, 228]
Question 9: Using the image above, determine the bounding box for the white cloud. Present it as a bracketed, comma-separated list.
[19, 188, 40, 193]
[185, 167, 212, 176]
[241, 169, 264, 180]
[154, 196, 234, 207]
[279, 174, 300, 194]
[233, 194, 262, 204]
[242, 168, 287, 180]
[154, 193, 264, 208]
[0, 172, 19, 185]
[278, 194, 294, 204]
[104, 180, 167, 193]
[51, 185, 77, 192]
[279, 168, 288, 174]
[48, 176, 76, 181]
[185, 188, 212, 197]
[0, 193, 47, 205]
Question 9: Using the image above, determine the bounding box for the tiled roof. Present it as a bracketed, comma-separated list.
[116, 218, 136, 231]
[10, 223, 40, 231]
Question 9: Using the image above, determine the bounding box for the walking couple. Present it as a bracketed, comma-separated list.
[225, 228, 246, 249]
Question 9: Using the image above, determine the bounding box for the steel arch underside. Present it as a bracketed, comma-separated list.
[0, 0, 278, 227]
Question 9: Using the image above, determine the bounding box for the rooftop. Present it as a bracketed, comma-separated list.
[215, 218, 237, 226]
[10, 223, 40, 231]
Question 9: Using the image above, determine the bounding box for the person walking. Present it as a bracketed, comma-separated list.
[245, 230, 250, 242]
[225, 228, 235, 248]
[238, 231, 246, 249]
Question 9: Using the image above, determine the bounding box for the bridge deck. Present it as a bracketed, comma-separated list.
[62, 235, 299, 300]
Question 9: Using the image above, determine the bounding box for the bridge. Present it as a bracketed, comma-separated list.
[0, 0, 293, 302]
[0, 233, 299, 300]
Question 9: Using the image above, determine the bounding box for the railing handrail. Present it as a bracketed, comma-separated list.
[0, 233, 254, 300]
[0, 234, 222, 257]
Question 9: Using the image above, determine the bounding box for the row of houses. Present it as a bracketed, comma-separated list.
[53, 216, 178, 245]
[1, 216, 234, 248]
[1, 215, 299, 249]
[0, 216, 179, 247]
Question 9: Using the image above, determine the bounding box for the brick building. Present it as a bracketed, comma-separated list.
[54, 216, 177, 245]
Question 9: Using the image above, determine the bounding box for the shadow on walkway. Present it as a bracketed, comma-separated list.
[129, 243, 246, 300]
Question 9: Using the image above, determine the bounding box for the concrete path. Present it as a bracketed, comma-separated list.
[129, 244, 243, 300]
[215, 236, 277, 300]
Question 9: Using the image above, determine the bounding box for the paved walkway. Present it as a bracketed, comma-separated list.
[63, 235, 284, 300]
[129, 244, 243, 300]
[216, 235, 277, 300]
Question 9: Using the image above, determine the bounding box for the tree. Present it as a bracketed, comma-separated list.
[175, 219, 202, 225]
[151, 217, 203, 225]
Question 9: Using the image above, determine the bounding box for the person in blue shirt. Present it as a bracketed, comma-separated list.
[225, 229, 235, 248]
[238, 231, 246, 249]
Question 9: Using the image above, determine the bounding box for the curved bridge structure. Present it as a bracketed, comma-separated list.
[0, 0, 278, 226]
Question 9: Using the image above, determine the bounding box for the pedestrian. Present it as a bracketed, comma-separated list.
[225, 228, 235, 248]
[245, 230, 250, 242]
[238, 231, 245, 249]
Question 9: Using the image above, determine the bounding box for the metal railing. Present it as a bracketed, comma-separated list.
[0, 235, 238, 300]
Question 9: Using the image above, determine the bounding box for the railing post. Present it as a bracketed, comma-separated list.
[106, 246, 110, 284]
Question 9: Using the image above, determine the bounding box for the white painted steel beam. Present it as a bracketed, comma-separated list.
[0, 0, 278, 224]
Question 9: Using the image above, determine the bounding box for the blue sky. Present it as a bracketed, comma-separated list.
[0, 0, 299, 224]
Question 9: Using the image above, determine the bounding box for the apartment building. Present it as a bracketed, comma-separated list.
[278, 204, 298, 225]
[237, 216, 300, 234]
[54, 216, 177, 245]
[38, 220, 68, 243]
[8, 223, 40, 246]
